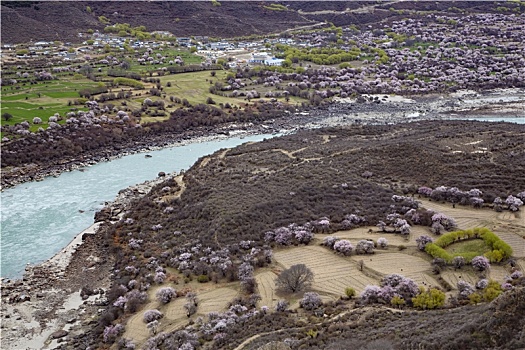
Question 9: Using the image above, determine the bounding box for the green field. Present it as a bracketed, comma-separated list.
[160, 70, 246, 107]
[0, 78, 101, 128]
[1, 45, 307, 131]
[445, 239, 491, 259]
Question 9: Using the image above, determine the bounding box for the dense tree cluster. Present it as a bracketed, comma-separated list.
[229, 13, 525, 100]
[360, 274, 420, 306]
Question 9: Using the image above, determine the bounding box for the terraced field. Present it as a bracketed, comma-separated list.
[255, 270, 279, 309]
[121, 203, 523, 348]
[494, 231, 525, 258]
[122, 283, 238, 347]
[351, 252, 441, 288]
[441, 270, 479, 288]
[422, 201, 499, 229]
[489, 265, 512, 283]
[324, 227, 418, 248]
[273, 245, 381, 299]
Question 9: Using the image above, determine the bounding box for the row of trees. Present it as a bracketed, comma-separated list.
[422, 228, 513, 263]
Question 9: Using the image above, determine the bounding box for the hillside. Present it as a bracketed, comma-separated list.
[1, 1, 311, 43]
[0, 1, 511, 43]
[89, 120, 524, 349]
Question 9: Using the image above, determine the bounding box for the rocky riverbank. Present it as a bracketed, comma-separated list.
[0, 173, 177, 349]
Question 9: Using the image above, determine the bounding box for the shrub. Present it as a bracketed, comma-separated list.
[345, 287, 356, 299]
[300, 292, 322, 311]
[481, 280, 502, 301]
[156, 287, 177, 304]
[425, 228, 512, 263]
[390, 295, 406, 308]
[412, 288, 446, 309]
[197, 275, 210, 283]
[113, 77, 144, 89]
[143, 309, 163, 323]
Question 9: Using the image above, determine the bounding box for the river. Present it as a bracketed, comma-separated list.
[0, 133, 276, 279]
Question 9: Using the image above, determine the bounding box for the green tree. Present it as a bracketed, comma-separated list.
[2, 113, 13, 121]
[345, 287, 356, 299]
[281, 59, 292, 68]
[481, 281, 502, 302]
[390, 295, 406, 308]
[99, 16, 110, 24]
[412, 288, 446, 309]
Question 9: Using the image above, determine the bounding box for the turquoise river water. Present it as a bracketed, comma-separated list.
[0, 134, 275, 279]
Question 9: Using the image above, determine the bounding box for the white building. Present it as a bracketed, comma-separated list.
[250, 52, 284, 66]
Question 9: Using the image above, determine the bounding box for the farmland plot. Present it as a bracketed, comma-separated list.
[517, 259, 525, 273]
[273, 245, 379, 299]
[440, 270, 479, 289]
[489, 265, 511, 282]
[494, 232, 525, 258]
[327, 227, 418, 247]
[255, 270, 279, 308]
[351, 253, 440, 287]
[122, 283, 237, 347]
[196, 287, 239, 315]
[421, 201, 499, 229]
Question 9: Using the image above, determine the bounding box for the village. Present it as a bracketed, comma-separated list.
[1, 27, 334, 69]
